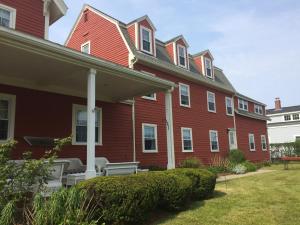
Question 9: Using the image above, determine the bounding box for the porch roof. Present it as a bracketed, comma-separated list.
[0, 27, 176, 102]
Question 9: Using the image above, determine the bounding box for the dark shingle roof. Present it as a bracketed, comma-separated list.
[266, 105, 300, 115]
[236, 92, 266, 106]
[235, 109, 270, 121]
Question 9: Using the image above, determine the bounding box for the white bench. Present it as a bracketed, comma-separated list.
[95, 157, 139, 176]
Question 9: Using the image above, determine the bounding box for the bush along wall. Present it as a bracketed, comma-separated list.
[77, 168, 216, 225]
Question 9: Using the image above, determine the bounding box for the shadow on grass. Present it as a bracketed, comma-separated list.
[147, 191, 227, 225]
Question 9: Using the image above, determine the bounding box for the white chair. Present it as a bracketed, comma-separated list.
[41, 162, 65, 197]
[95, 157, 139, 176]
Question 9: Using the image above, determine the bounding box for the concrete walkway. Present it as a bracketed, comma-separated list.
[217, 169, 275, 182]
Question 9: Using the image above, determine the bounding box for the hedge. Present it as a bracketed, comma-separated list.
[77, 168, 216, 225]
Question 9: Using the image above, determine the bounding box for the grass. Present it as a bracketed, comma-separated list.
[152, 164, 300, 225]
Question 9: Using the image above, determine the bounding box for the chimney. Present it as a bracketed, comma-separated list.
[275, 97, 281, 110]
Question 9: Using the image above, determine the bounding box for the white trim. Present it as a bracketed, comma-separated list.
[165, 90, 175, 169]
[0, 3, 16, 29]
[81, 41, 91, 54]
[238, 98, 248, 111]
[142, 123, 158, 153]
[204, 57, 213, 79]
[228, 130, 237, 150]
[172, 42, 177, 65]
[248, 133, 256, 151]
[261, 135, 267, 151]
[71, 104, 102, 146]
[225, 96, 234, 116]
[209, 130, 219, 152]
[0, 93, 16, 143]
[179, 83, 191, 108]
[177, 44, 187, 68]
[142, 93, 156, 101]
[207, 91, 216, 113]
[134, 22, 139, 49]
[181, 127, 193, 152]
[140, 25, 153, 55]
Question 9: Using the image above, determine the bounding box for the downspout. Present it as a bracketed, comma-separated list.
[233, 94, 238, 149]
[132, 98, 136, 162]
[130, 56, 138, 162]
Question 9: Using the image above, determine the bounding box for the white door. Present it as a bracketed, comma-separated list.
[228, 130, 237, 150]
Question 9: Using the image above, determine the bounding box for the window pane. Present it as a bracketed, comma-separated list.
[144, 125, 156, 151]
[184, 140, 192, 150]
[76, 126, 87, 142]
[181, 95, 189, 105]
[0, 9, 10, 28]
[0, 100, 8, 119]
[142, 29, 150, 42]
[180, 85, 189, 105]
[206, 68, 212, 77]
[81, 44, 90, 54]
[210, 132, 219, 150]
[183, 129, 191, 139]
[179, 47, 185, 57]
[75, 108, 101, 143]
[179, 56, 186, 66]
[209, 102, 215, 111]
[284, 115, 291, 121]
[293, 114, 299, 120]
[0, 120, 8, 140]
[143, 40, 150, 52]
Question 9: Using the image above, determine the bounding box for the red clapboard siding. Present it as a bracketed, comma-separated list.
[134, 63, 235, 166]
[235, 114, 270, 162]
[0, 0, 45, 38]
[67, 9, 129, 67]
[0, 84, 134, 164]
[165, 42, 175, 63]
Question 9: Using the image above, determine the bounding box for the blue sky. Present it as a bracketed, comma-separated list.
[50, 0, 300, 109]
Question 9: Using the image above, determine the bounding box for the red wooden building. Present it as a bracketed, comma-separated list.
[0, 1, 269, 175]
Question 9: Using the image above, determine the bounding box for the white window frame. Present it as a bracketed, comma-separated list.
[249, 133, 256, 151]
[181, 127, 193, 152]
[72, 104, 102, 146]
[140, 25, 153, 55]
[142, 123, 158, 153]
[238, 99, 248, 111]
[228, 130, 237, 150]
[204, 57, 213, 78]
[0, 3, 16, 29]
[177, 44, 187, 68]
[261, 135, 267, 151]
[179, 83, 191, 108]
[0, 93, 16, 143]
[254, 104, 263, 115]
[209, 130, 219, 152]
[81, 41, 91, 54]
[225, 97, 234, 116]
[142, 93, 157, 101]
[207, 91, 216, 113]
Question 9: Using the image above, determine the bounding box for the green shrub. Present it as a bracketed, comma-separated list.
[242, 161, 257, 172]
[151, 172, 192, 211]
[179, 157, 203, 168]
[231, 164, 247, 174]
[228, 149, 246, 164]
[168, 168, 216, 200]
[78, 168, 216, 225]
[77, 174, 159, 225]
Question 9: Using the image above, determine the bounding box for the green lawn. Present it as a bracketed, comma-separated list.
[152, 164, 300, 225]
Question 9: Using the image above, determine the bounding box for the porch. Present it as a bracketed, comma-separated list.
[0, 27, 176, 178]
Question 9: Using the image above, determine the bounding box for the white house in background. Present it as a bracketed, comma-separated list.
[266, 98, 300, 144]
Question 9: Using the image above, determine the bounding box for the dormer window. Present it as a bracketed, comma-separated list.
[140, 26, 153, 54]
[177, 45, 187, 68]
[238, 99, 248, 111]
[81, 41, 90, 54]
[204, 58, 213, 78]
[254, 104, 263, 115]
[0, 4, 16, 29]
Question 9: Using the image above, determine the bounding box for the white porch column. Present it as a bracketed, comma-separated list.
[165, 89, 175, 169]
[85, 68, 97, 179]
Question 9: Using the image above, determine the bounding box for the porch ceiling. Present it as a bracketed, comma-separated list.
[0, 28, 175, 102]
